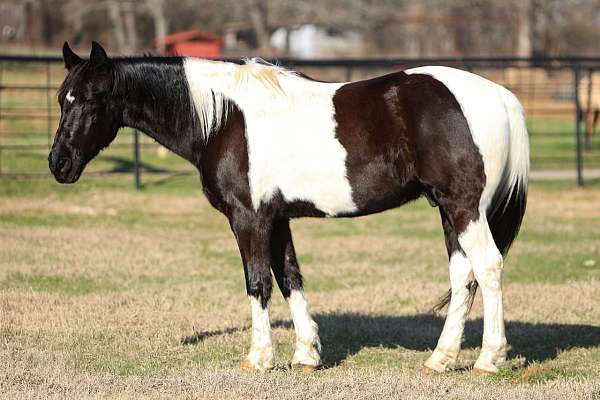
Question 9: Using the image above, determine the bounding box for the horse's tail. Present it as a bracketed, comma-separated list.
[432, 86, 529, 314]
[487, 85, 529, 256]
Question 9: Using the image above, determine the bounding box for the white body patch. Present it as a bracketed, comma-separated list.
[405, 66, 512, 211]
[66, 90, 75, 103]
[288, 290, 321, 366]
[247, 296, 273, 370]
[183, 59, 356, 216]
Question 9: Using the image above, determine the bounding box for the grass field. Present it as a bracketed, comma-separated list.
[1, 176, 599, 399]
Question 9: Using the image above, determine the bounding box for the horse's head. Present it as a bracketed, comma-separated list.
[49, 42, 121, 183]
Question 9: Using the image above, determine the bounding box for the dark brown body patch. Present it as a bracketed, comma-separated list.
[333, 72, 485, 233]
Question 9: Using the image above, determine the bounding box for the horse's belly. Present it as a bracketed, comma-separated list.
[340, 158, 422, 216]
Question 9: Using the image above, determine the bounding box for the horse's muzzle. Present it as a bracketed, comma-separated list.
[48, 151, 83, 184]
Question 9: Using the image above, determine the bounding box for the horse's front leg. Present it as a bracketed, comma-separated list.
[229, 211, 275, 371]
[270, 219, 321, 371]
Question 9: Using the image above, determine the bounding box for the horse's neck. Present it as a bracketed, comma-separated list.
[118, 60, 203, 164]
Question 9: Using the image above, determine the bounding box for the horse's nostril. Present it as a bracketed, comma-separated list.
[59, 157, 72, 174]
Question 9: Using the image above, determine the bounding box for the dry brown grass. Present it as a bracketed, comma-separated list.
[1, 180, 600, 399]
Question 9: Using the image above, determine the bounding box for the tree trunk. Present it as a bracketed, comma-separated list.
[107, 0, 126, 52]
[249, 0, 271, 57]
[123, 3, 138, 52]
[517, 0, 532, 57]
[146, 0, 168, 54]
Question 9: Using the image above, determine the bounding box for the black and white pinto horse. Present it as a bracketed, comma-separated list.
[49, 42, 529, 375]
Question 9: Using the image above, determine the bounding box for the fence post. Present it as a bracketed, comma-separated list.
[0, 62, 3, 176]
[574, 67, 584, 187]
[345, 66, 353, 82]
[584, 68, 593, 150]
[46, 61, 52, 149]
[0, 62, 3, 124]
[133, 129, 141, 190]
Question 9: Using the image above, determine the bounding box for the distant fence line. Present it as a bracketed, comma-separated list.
[0, 54, 599, 187]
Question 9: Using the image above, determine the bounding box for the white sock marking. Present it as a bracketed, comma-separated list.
[247, 296, 273, 369]
[458, 216, 506, 372]
[425, 251, 473, 372]
[438, 253, 473, 351]
[288, 290, 321, 366]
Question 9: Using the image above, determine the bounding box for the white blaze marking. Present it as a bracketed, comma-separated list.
[405, 66, 511, 211]
[183, 58, 357, 216]
[288, 290, 321, 366]
[66, 90, 75, 103]
[247, 296, 273, 369]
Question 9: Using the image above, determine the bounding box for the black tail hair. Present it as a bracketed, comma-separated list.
[431, 176, 528, 314]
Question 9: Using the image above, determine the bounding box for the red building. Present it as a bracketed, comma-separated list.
[158, 30, 221, 58]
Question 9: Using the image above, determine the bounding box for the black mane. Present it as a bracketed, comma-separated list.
[112, 57, 207, 160]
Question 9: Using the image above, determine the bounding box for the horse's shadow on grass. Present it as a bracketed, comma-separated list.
[183, 313, 600, 368]
[312, 313, 600, 367]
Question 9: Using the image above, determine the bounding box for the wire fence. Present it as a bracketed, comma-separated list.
[0, 55, 599, 188]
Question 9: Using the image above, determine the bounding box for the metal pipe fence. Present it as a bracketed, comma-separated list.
[0, 54, 599, 188]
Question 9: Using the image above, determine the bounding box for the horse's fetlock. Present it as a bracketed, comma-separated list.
[475, 343, 508, 373]
[292, 338, 321, 367]
[246, 343, 274, 371]
[424, 348, 457, 372]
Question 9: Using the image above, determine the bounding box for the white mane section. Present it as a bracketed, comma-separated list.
[183, 57, 357, 215]
[183, 59, 231, 142]
[183, 58, 297, 142]
[235, 58, 295, 94]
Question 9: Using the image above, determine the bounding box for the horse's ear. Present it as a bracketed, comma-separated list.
[63, 42, 82, 70]
[89, 41, 109, 68]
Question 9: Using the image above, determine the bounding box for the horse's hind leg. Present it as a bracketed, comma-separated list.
[458, 215, 507, 374]
[424, 186, 506, 374]
[270, 219, 321, 370]
[424, 209, 474, 372]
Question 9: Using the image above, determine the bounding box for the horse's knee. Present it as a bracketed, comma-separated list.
[246, 263, 273, 306]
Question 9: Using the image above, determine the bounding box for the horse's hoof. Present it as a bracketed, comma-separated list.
[240, 359, 272, 372]
[423, 349, 455, 373]
[240, 359, 256, 372]
[291, 363, 318, 373]
[472, 367, 496, 377]
[421, 366, 442, 374]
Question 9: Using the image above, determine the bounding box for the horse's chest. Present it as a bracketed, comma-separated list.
[242, 102, 357, 216]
